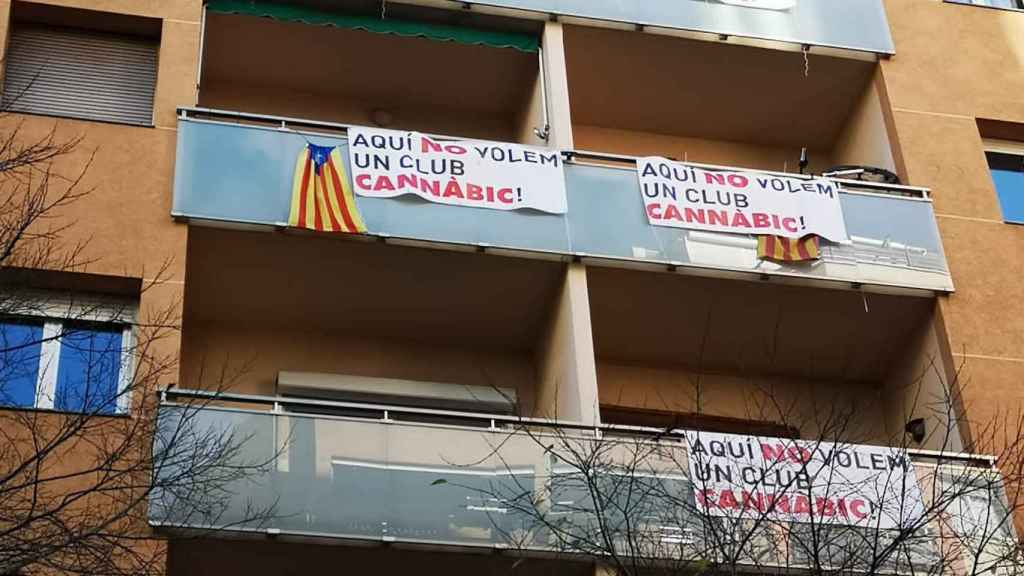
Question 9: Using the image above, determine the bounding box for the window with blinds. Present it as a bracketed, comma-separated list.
[1, 26, 158, 126]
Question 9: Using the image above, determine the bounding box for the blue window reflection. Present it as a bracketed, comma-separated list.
[0, 320, 43, 408]
[986, 152, 1024, 224]
[55, 325, 123, 414]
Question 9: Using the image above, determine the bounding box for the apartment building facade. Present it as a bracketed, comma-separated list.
[0, 0, 1022, 574]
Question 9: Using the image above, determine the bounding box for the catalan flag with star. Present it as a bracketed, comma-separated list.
[757, 234, 821, 262]
[290, 143, 366, 233]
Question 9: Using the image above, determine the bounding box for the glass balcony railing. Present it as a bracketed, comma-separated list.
[150, 392, 1017, 574]
[447, 0, 895, 56]
[171, 108, 953, 293]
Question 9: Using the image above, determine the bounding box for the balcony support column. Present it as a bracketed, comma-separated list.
[535, 263, 600, 425]
[541, 21, 574, 149]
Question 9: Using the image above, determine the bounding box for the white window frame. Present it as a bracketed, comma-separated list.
[983, 138, 1024, 224]
[2, 291, 137, 415]
[954, 0, 1024, 11]
[983, 138, 1024, 158]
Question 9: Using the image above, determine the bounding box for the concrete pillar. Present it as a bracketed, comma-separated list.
[535, 263, 600, 425]
[541, 21, 574, 149]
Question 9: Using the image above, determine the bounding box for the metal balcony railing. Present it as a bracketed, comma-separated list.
[150, 390, 1017, 575]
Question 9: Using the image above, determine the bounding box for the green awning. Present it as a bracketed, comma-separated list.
[206, 0, 539, 53]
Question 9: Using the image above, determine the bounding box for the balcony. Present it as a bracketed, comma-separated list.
[151, 392, 1016, 575]
[412, 0, 895, 57]
[197, 1, 544, 144]
[172, 108, 953, 294]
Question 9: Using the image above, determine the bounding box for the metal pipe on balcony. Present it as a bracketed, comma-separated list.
[533, 46, 551, 142]
[176, 106, 932, 201]
[158, 388, 996, 467]
[196, 4, 207, 94]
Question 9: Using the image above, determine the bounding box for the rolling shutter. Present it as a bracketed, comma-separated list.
[2, 26, 157, 126]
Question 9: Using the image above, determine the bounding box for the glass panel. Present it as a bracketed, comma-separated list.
[0, 320, 43, 407]
[450, 0, 896, 55]
[173, 118, 953, 291]
[987, 152, 1024, 224]
[55, 325, 123, 414]
[152, 406, 545, 546]
[154, 403, 1013, 576]
[938, 469, 1019, 575]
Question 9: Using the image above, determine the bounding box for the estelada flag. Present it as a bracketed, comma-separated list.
[757, 235, 820, 262]
[290, 143, 366, 233]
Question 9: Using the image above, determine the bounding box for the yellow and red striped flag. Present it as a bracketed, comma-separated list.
[289, 143, 366, 233]
[757, 235, 820, 262]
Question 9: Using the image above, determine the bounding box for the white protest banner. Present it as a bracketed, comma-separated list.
[348, 127, 568, 214]
[637, 157, 849, 243]
[684, 431, 924, 529]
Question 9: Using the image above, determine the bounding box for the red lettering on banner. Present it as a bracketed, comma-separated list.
[419, 178, 440, 197]
[771, 494, 791, 514]
[793, 495, 811, 515]
[753, 213, 771, 228]
[732, 212, 752, 228]
[355, 174, 373, 190]
[443, 179, 464, 199]
[467, 184, 484, 201]
[761, 443, 810, 464]
[397, 174, 418, 189]
[708, 210, 730, 226]
[789, 446, 812, 463]
[705, 489, 877, 524]
[647, 203, 662, 219]
[422, 138, 443, 154]
[373, 176, 395, 192]
[782, 217, 799, 233]
[663, 204, 683, 221]
[420, 137, 467, 156]
[762, 444, 785, 461]
[697, 489, 714, 507]
[742, 491, 764, 512]
[837, 499, 850, 518]
[719, 489, 738, 510]
[727, 174, 749, 188]
[497, 188, 514, 204]
[850, 500, 867, 519]
[684, 208, 706, 224]
[705, 173, 726, 185]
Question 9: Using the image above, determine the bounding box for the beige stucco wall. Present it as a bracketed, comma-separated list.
[198, 82, 519, 141]
[880, 0, 1024, 450]
[598, 362, 887, 444]
[573, 124, 834, 174]
[534, 264, 600, 424]
[181, 322, 540, 415]
[881, 307, 965, 453]
[0, 0, 200, 392]
[832, 71, 897, 173]
[0, 2, 201, 572]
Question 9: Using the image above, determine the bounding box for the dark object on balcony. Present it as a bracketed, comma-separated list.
[905, 417, 927, 443]
[824, 165, 901, 185]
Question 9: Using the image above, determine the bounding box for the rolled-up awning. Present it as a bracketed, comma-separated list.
[205, 0, 540, 53]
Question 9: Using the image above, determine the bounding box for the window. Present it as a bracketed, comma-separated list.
[951, 0, 1024, 9]
[55, 324, 126, 413]
[985, 150, 1024, 224]
[0, 304, 133, 414]
[1, 25, 158, 125]
[0, 320, 43, 408]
